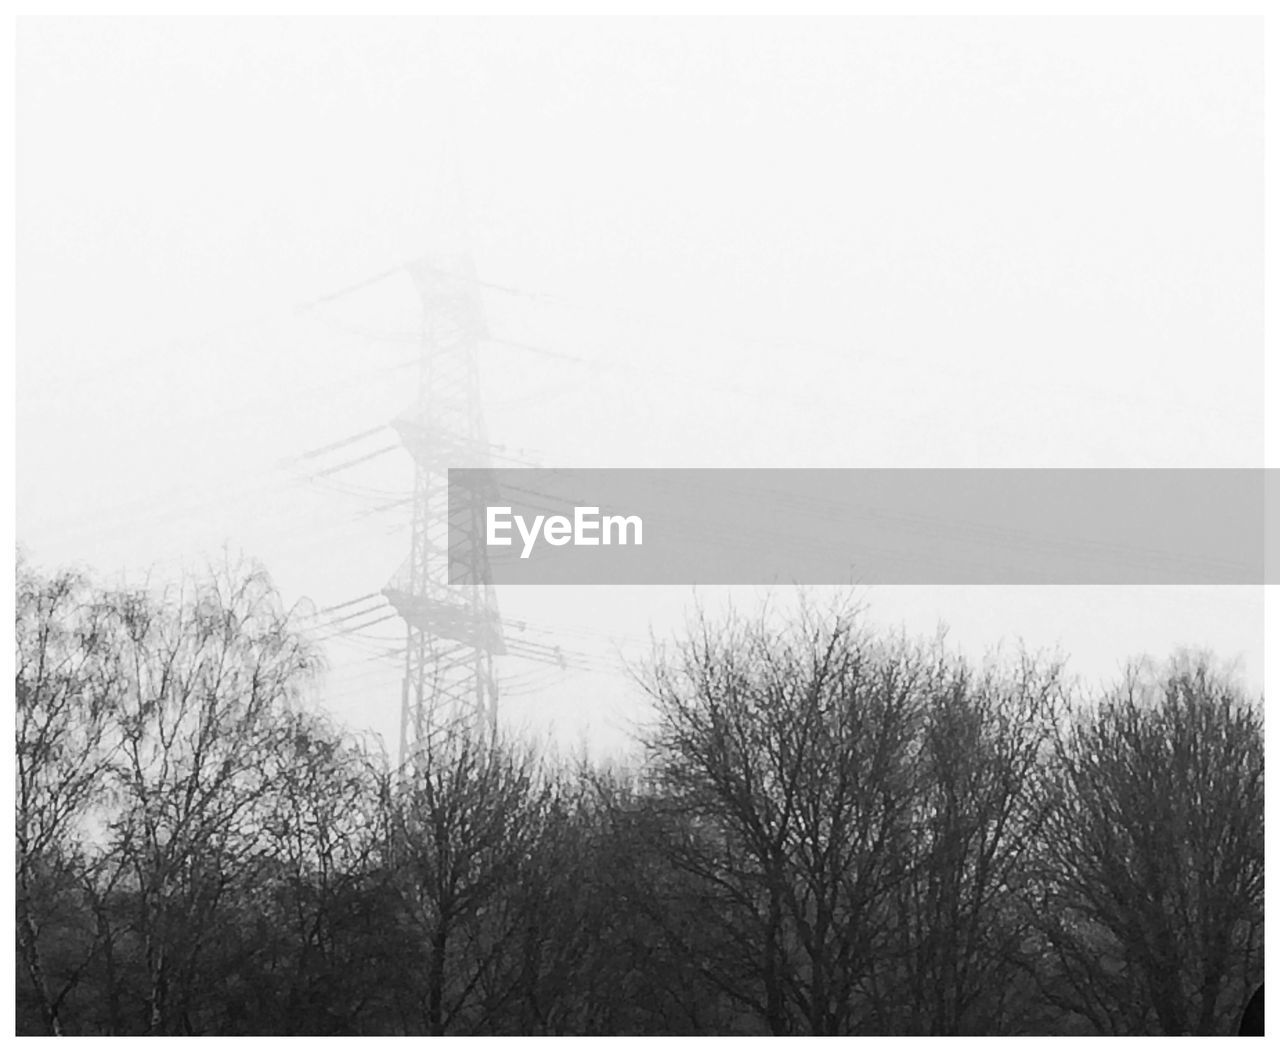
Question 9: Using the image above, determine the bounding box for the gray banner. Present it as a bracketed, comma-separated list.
[448, 469, 1278, 585]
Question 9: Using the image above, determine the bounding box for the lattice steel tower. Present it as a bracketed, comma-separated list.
[383, 255, 504, 767]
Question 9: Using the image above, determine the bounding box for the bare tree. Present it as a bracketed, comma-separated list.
[98, 560, 320, 1033]
[388, 730, 553, 1034]
[640, 599, 929, 1034]
[15, 556, 1263, 1036]
[877, 645, 1064, 1033]
[15, 559, 120, 1034]
[251, 712, 393, 1032]
[1032, 654, 1264, 1035]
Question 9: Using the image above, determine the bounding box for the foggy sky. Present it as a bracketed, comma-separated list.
[16, 17, 1264, 756]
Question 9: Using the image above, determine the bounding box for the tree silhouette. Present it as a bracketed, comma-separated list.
[1032, 654, 1264, 1035]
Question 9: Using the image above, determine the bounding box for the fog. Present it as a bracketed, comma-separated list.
[16, 17, 1264, 759]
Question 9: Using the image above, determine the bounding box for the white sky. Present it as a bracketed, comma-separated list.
[15, 17, 1264, 758]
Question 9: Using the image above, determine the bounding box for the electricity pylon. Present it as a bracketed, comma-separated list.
[383, 254, 504, 768]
